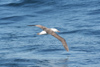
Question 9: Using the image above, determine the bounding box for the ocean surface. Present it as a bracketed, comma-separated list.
[0, 0, 100, 67]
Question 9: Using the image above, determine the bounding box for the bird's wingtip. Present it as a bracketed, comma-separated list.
[66, 47, 69, 52]
[28, 25, 36, 26]
[67, 49, 69, 52]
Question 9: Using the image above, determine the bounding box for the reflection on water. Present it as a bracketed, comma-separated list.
[0, 57, 69, 67]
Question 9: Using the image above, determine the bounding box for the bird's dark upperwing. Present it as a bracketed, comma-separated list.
[51, 32, 69, 51]
[28, 25, 47, 30]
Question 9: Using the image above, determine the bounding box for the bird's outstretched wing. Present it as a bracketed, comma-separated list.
[51, 32, 69, 51]
[28, 25, 47, 30]
[28, 25, 69, 51]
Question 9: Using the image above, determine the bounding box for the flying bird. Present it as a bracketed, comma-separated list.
[28, 25, 69, 51]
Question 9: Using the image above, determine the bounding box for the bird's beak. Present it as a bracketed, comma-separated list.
[57, 31, 60, 32]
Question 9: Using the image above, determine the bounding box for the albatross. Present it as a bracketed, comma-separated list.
[28, 25, 69, 52]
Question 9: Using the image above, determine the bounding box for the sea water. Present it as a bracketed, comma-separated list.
[0, 0, 100, 67]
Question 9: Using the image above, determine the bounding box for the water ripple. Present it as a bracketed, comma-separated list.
[0, 16, 25, 21]
[88, 9, 100, 15]
[0, 0, 100, 67]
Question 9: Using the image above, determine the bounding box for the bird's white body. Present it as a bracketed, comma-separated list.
[39, 31, 47, 35]
[38, 28, 59, 35]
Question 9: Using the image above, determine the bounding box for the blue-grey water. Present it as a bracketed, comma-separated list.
[0, 0, 100, 67]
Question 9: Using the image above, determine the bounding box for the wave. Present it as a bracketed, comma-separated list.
[0, 22, 14, 25]
[59, 29, 100, 38]
[59, 29, 88, 34]
[87, 9, 100, 15]
[40, 48, 62, 52]
[1, 0, 56, 7]
[0, 16, 25, 21]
